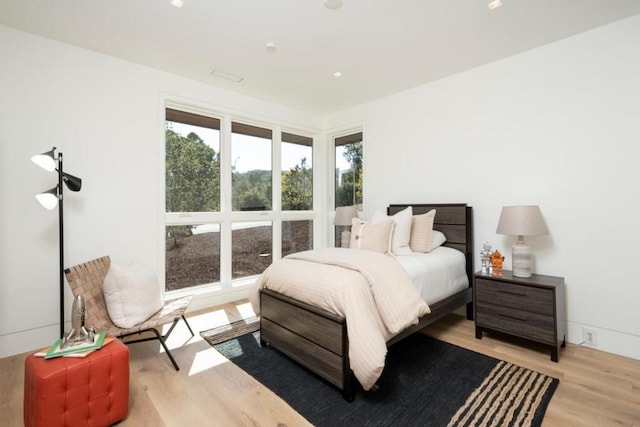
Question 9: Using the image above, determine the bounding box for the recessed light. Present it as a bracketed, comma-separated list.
[333, 71, 342, 78]
[324, 0, 343, 10]
[488, 0, 502, 10]
[211, 69, 244, 83]
[170, 0, 184, 8]
[265, 42, 276, 52]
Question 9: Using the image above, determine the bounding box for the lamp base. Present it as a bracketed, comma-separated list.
[341, 230, 351, 248]
[512, 240, 532, 278]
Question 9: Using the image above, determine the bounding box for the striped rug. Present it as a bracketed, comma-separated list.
[208, 331, 559, 426]
[200, 316, 260, 346]
[448, 360, 557, 426]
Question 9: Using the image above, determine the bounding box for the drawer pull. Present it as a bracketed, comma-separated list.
[497, 289, 526, 297]
[499, 313, 527, 322]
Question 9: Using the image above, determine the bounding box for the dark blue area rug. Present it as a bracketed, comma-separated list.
[210, 330, 558, 427]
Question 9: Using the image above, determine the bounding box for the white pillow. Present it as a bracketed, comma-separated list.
[350, 217, 394, 254]
[103, 261, 164, 329]
[430, 230, 447, 251]
[372, 206, 413, 256]
[410, 209, 436, 253]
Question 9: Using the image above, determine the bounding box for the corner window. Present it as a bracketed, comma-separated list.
[335, 132, 363, 209]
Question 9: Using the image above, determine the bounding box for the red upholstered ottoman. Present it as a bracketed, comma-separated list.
[24, 337, 129, 427]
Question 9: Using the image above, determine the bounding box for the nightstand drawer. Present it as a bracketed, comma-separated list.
[476, 279, 553, 316]
[476, 301, 555, 345]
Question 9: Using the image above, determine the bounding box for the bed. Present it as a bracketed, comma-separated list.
[254, 203, 474, 401]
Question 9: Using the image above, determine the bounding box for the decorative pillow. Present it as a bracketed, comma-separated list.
[103, 261, 164, 329]
[431, 230, 447, 250]
[410, 209, 436, 253]
[350, 217, 394, 253]
[372, 206, 413, 256]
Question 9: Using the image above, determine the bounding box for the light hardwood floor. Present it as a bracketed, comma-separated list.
[2, 301, 639, 426]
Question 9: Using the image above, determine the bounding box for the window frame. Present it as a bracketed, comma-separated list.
[161, 101, 319, 298]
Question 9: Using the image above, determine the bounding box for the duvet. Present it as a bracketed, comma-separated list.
[250, 248, 430, 390]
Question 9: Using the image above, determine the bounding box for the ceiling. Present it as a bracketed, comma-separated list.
[2, 0, 640, 114]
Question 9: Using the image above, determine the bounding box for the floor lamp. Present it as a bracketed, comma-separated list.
[32, 147, 82, 338]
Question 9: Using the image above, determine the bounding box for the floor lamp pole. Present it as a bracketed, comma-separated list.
[58, 152, 65, 338]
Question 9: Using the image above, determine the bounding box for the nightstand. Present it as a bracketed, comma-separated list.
[474, 270, 566, 362]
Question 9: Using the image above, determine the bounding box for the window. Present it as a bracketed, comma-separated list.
[166, 109, 220, 212]
[232, 122, 272, 211]
[164, 106, 316, 293]
[232, 221, 272, 279]
[165, 109, 221, 292]
[282, 220, 313, 257]
[281, 132, 313, 211]
[165, 224, 220, 290]
[335, 132, 363, 209]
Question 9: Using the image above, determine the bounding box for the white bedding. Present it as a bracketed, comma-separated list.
[394, 246, 469, 305]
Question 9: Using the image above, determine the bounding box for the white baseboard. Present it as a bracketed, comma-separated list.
[186, 287, 252, 313]
[0, 324, 60, 359]
[0, 287, 253, 359]
[566, 321, 640, 361]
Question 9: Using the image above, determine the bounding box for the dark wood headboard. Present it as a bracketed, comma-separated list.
[387, 203, 474, 286]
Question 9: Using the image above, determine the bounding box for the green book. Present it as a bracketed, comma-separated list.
[45, 331, 107, 359]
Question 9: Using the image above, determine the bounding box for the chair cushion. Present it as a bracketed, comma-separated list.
[103, 261, 163, 328]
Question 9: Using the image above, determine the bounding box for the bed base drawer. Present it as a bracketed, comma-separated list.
[261, 318, 345, 388]
[261, 290, 346, 356]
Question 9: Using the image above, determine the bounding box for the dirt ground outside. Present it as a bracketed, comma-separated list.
[165, 221, 312, 291]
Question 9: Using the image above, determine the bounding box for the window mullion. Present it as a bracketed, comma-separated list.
[219, 116, 233, 287]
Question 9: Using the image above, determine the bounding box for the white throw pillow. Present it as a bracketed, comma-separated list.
[350, 217, 394, 254]
[410, 209, 436, 253]
[430, 230, 447, 251]
[103, 261, 164, 329]
[372, 206, 413, 256]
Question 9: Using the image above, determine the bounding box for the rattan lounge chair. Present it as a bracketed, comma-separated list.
[65, 255, 194, 370]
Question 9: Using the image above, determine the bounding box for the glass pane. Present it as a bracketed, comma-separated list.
[232, 122, 272, 211]
[335, 137, 363, 209]
[165, 110, 220, 212]
[232, 221, 272, 279]
[281, 133, 313, 210]
[282, 220, 313, 257]
[165, 224, 220, 291]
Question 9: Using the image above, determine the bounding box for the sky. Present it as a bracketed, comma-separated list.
[169, 121, 350, 172]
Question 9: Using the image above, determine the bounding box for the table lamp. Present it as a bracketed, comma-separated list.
[334, 206, 358, 248]
[496, 205, 548, 278]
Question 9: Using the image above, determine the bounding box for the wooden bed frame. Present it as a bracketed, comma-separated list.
[259, 203, 474, 401]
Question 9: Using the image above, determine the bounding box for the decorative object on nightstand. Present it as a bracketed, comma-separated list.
[496, 205, 548, 278]
[334, 205, 358, 248]
[474, 270, 566, 362]
[490, 250, 505, 277]
[480, 242, 492, 274]
[32, 147, 83, 338]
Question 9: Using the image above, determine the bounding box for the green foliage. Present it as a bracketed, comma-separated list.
[233, 169, 272, 210]
[282, 157, 312, 210]
[167, 129, 315, 213]
[336, 141, 363, 207]
[166, 130, 220, 212]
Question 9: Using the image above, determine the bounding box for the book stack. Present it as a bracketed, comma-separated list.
[35, 331, 111, 359]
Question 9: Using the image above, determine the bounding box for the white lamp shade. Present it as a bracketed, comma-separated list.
[35, 188, 59, 210]
[334, 205, 358, 226]
[31, 150, 57, 172]
[496, 205, 548, 237]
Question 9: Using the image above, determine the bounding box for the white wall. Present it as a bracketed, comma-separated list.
[326, 15, 640, 360]
[0, 25, 320, 357]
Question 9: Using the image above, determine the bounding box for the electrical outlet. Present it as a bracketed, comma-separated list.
[583, 328, 598, 346]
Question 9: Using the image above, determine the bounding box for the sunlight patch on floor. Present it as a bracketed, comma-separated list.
[188, 347, 229, 375]
[235, 301, 257, 320]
